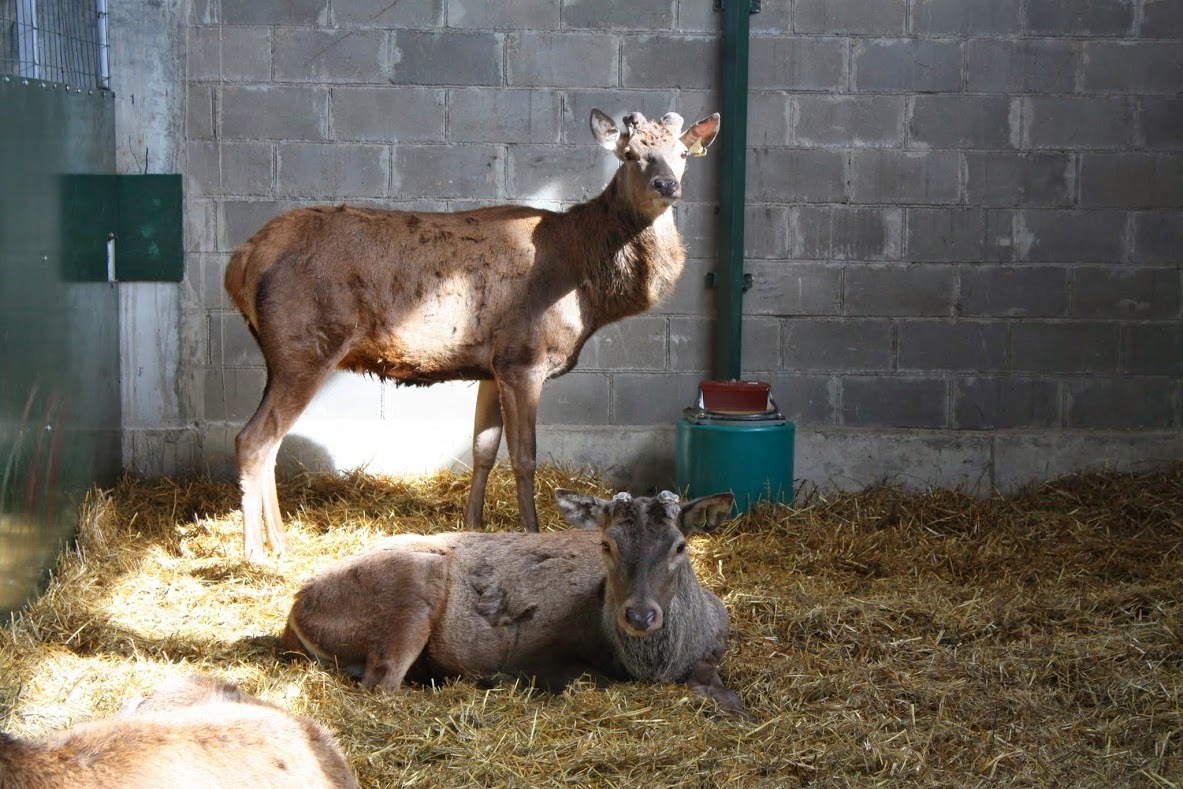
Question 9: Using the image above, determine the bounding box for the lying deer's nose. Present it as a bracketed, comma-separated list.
[652, 177, 679, 197]
[625, 606, 659, 631]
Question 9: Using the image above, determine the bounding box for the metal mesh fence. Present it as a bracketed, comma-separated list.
[0, 0, 108, 91]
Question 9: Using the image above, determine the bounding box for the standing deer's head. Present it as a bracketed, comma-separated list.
[555, 489, 735, 638]
[590, 109, 721, 216]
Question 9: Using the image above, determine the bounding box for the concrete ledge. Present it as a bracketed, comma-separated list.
[125, 423, 1182, 497]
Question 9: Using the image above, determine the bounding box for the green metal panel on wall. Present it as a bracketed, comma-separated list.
[0, 76, 121, 616]
[59, 172, 185, 282]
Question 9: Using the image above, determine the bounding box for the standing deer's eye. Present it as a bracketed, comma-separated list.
[675, 542, 686, 555]
[623, 149, 637, 161]
[680, 150, 689, 159]
[601, 541, 612, 554]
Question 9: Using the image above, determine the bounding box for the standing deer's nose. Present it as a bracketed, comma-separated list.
[625, 606, 660, 632]
[652, 177, 679, 197]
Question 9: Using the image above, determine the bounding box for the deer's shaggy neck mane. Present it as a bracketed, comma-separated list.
[558, 172, 686, 324]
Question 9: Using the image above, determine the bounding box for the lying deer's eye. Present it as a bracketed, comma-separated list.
[623, 149, 637, 161]
[601, 541, 612, 554]
[675, 542, 686, 555]
[680, 150, 689, 159]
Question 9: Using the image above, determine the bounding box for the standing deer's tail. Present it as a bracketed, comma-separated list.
[223, 241, 260, 331]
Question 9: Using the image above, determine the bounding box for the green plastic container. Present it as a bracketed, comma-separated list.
[675, 415, 795, 514]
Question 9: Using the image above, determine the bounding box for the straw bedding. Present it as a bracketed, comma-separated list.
[1, 463, 1181, 787]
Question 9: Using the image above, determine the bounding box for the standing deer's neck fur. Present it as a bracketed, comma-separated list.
[557, 171, 685, 325]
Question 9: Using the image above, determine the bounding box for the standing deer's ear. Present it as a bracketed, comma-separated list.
[681, 113, 721, 157]
[590, 108, 621, 151]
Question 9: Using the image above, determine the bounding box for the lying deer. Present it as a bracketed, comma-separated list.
[0, 674, 357, 788]
[282, 489, 747, 718]
[224, 109, 721, 561]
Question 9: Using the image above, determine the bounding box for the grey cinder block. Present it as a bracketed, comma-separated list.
[747, 149, 847, 203]
[391, 30, 503, 86]
[966, 39, 1079, 94]
[277, 142, 390, 198]
[613, 372, 705, 424]
[1066, 377, 1179, 429]
[221, 86, 330, 141]
[1071, 268, 1182, 319]
[750, 37, 845, 91]
[273, 28, 386, 84]
[333, 87, 445, 142]
[841, 376, 946, 428]
[746, 262, 844, 316]
[510, 31, 618, 88]
[953, 376, 1060, 429]
[959, 266, 1069, 318]
[538, 372, 610, 425]
[1016, 209, 1127, 262]
[909, 96, 1015, 150]
[1083, 41, 1183, 94]
[1022, 96, 1135, 149]
[221, 0, 328, 26]
[845, 264, 958, 317]
[795, 95, 905, 148]
[447, 88, 561, 144]
[188, 26, 270, 82]
[1079, 154, 1183, 209]
[851, 150, 960, 205]
[906, 208, 1015, 263]
[563, 0, 675, 31]
[1123, 325, 1183, 376]
[911, 0, 1021, 36]
[1132, 212, 1183, 265]
[1010, 322, 1119, 374]
[897, 320, 1009, 371]
[1025, 0, 1134, 37]
[391, 144, 505, 199]
[783, 318, 894, 371]
[795, 0, 906, 35]
[793, 206, 902, 261]
[964, 152, 1074, 207]
[852, 39, 961, 93]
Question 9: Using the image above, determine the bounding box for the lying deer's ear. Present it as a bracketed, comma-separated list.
[681, 112, 721, 157]
[678, 492, 734, 535]
[555, 489, 614, 529]
[590, 108, 621, 151]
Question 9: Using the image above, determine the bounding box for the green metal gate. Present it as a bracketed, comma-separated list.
[1, 0, 120, 616]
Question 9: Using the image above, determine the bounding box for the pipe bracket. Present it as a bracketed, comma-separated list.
[713, 0, 761, 11]
[706, 272, 754, 291]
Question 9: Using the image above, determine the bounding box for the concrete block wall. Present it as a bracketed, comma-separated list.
[122, 0, 1183, 492]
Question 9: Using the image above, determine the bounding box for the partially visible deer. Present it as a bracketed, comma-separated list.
[224, 109, 721, 561]
[282, 489, 747, 718]
[0, 674, 357, 788]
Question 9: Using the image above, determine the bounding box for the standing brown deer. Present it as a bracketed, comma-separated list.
[282, 489, 746, 717]
[224, 109, 721, 561]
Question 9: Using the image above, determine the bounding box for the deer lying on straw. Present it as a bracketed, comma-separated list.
[283, 489, 747, 718]
[224, 109, 721, 561]
[0, 674, 357, 788]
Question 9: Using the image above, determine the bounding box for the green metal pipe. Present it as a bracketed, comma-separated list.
[713, 0, 752, 381]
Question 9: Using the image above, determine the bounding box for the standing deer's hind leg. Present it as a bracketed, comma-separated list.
[235, 366, 333, 561]
[465, 379, 503, 531]
[497, 370, 545, 533]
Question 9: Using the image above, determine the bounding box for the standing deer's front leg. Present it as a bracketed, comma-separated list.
[465, 379, 503, 530]
[496, 368, 546, 532]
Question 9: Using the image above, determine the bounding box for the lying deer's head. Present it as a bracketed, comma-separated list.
[555, 488, 735, 638]
[590, 109, 721, 215]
